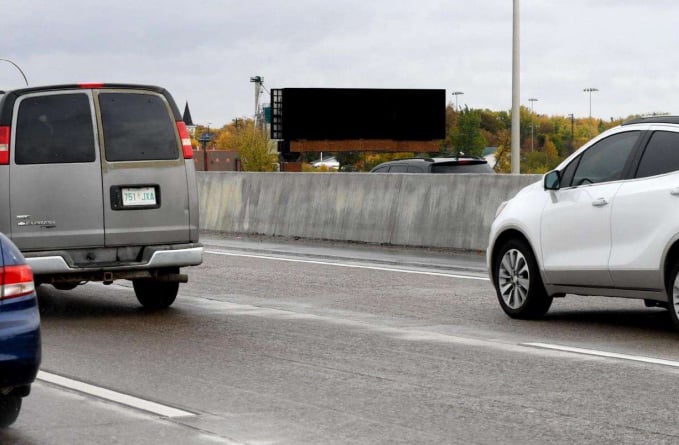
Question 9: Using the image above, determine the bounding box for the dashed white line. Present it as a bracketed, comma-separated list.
[522, 343, 679, 368]
[205, 250, 489, 281]
[37, 371, 196, 418]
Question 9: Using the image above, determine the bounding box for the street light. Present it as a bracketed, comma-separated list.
[0, 58, 29, 86]
[451, 91, 464, 111]
[583, 87, 599, 121]
[250, 76, 263, 126]
[528, 98, 538, 152]
[199, 122, 212, 172]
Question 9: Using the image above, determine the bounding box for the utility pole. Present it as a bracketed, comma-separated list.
[528, 98, 538, 152]
[511, 0, 520, 174]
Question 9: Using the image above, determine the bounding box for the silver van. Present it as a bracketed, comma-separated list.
[0, 83, 202, 308]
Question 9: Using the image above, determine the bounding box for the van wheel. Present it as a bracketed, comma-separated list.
[53, 282, 79, 291]
[0, 395, 21, 428]
[493, 239, 553, 319]
[133, 278, 179, 310]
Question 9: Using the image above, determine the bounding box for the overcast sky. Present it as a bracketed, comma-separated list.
[2, 0, 678, 126]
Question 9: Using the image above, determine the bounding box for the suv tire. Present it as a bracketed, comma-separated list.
[133, 272, 179, 310]
[0, 395, 21, 428]
[667, 263, 679, 329]
[493, 239, 553, 319]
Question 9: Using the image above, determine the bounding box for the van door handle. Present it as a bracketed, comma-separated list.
[592, 198, 608, 207]
[670, 188, 679, 196]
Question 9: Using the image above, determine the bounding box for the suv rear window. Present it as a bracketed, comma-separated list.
[99, 93, 178, 162]
[15, 93, 96, 165]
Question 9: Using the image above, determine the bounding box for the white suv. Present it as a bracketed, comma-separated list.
[488, 117, 679, 328]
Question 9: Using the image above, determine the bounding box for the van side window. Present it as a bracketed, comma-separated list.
[635, 131, 679, 178]
[15, 93, 95, 164]
[100, 93, 178, 162]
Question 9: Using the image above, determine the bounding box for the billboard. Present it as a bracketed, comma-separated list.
[270, 88, 445, 152]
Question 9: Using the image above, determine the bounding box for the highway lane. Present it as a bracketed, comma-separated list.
[4, 236, 679, 444]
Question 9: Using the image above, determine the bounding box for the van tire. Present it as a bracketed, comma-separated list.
[133, 279, 178, 310]
[0, 395, 21, 428]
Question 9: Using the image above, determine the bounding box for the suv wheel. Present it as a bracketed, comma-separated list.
[0, 395, 21, 428]
[667, 263, 679, 329]
[133, 272, 179, 310]
[493, 239, 553, 319]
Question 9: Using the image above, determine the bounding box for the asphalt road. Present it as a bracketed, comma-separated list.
[4, 235, 679, 444]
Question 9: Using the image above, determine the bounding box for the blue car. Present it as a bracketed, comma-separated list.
[0, 233, 41, 428]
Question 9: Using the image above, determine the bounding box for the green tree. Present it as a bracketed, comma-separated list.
[450, 107, 487, 156]
[235, 123, 278, 172]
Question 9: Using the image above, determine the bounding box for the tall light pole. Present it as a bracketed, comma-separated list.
[0, 58, 29, 86]
[568, 113, 575, 154]
[583, 87, 598, 121]
[451, 91, 464, 111]
[250, 76, 263, 126]
[528, 98, 538, 152]
[511, 0, 520, 174]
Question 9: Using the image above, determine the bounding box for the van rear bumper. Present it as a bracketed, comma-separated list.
[25, 243, 203, 275]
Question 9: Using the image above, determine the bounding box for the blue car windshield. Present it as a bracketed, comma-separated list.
[0, 235, 25, 266]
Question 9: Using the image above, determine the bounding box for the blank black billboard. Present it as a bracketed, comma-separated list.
[271, 88, 445, 141]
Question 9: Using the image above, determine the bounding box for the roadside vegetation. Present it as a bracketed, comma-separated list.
[193, 107, 660, 174]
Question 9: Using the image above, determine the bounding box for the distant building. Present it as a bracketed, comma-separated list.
[183, 102, 196, 135]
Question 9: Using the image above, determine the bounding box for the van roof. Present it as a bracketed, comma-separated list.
[0, 83, 182, 125]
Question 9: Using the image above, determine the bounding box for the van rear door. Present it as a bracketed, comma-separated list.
[9, 91, 104, 251]
[95, 89, 191, 246]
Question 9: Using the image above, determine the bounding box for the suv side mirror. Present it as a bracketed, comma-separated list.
[544, 170, 561, 190]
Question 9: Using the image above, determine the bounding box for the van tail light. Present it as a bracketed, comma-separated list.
[176, 121, 193, 159]
[1, 264, 35, 300]
[0, 126, 9, 165]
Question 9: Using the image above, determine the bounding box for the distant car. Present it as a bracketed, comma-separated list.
[370, 156, 495, 173]
[0, 232, 41, 428]
[312, 156, 340, 170]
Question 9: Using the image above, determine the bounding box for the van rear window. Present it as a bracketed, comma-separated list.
[99, 93, 178, 162]
[15, 93, 96, 164]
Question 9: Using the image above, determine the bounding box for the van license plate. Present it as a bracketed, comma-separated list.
[122, 187, 156, 206]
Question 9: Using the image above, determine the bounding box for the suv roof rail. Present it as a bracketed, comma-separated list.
[622, 116, 679, 126]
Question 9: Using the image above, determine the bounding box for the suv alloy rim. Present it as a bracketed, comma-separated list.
[498, 249, 530, 309]
[673, 273, 679, 320]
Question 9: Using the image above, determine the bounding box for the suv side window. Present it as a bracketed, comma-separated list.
[15, 93, 95, 164]
[372, 166, 389, 173]
[100, 93, 178, 162]
[389, 165, 408, 173]
[635, 131, 679, 178]
[571, 131, 639, 186]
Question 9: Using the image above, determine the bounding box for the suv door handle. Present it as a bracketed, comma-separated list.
[671, 188, 679, 196]
[592, 198, 608, 207]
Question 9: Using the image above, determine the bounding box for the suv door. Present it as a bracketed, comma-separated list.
[540, 131, 640, 287]
[609, 129, 679, 290]
[95, 89, 190, 246]
[9, 91, 104, 250]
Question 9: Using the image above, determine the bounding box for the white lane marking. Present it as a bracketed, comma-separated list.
[37, 371, 196, 418]
[205, 250, 489, 281]
[523, 343, 679, 368]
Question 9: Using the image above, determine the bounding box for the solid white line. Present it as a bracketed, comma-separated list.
[522, 342, 679, 368]
[205, 250, 489, 281]
[37, 371, 196, 418]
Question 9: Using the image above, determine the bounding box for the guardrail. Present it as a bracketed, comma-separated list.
[197, 172, 542, 251]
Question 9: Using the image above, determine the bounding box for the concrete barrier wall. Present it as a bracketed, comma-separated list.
[197, 172, 542, 251]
